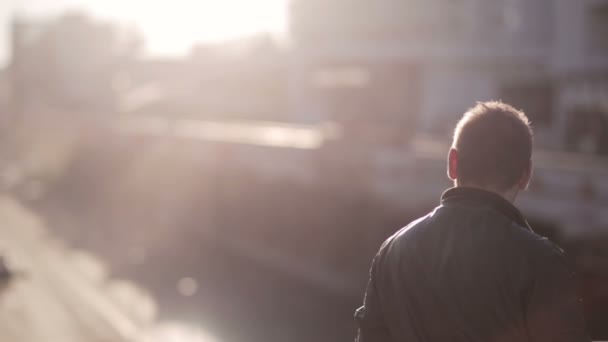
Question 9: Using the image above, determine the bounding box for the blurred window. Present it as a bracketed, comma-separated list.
[564, 107, 608, 156]
[500, 82, 554, 126]
[397, 0, 467, 42]
[587, 4, 608, 54]
[503, 0, 522, 33]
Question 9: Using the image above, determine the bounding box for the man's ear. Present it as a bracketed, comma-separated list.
[518, 160, 533, 190]
[447, 148, 458, 181]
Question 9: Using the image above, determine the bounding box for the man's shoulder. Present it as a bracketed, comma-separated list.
[519, 228, 566, 261]
[378, 210, 436, 252]
[498, 219, 568, 271]
[376, 205, 565, 262]
[463, 204, 561, 254]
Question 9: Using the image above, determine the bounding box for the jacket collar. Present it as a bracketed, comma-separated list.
[440, 187, 532, 231]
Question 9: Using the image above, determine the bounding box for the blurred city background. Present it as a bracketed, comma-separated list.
[0, 0, 606, 341]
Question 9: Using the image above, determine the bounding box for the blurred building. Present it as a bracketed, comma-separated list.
[9, 12, 141, 116]
[288, 0, 608, 151]
[123, 34, 289, 122]
[0, 69, 11, 128]
[285, 0, 608, 270]
[552, 0, 608, 155]
[188, 35, 289, 121]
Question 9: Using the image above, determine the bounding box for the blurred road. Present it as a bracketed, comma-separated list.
[0, 196, 153, 342]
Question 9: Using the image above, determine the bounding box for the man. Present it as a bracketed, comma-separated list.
[355, 101, 589, 342]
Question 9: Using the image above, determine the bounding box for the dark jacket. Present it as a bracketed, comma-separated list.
[355, 187, 589, 342]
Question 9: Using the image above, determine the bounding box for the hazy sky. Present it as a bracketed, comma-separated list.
[0, 0, 287, 67]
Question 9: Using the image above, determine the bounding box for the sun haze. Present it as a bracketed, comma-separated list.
[8, 0, 287, 59]
[129, 0, 288, 56]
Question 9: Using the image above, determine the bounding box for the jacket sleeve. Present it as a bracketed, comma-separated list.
[525, 243, 590, 342]
[355, 257, 390, 342]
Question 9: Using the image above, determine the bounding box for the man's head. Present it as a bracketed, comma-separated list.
[448, 101, 533, 199]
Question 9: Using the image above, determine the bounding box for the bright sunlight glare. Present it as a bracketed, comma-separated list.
[14, 0, 287, 57]
[131, 0, 287, 56]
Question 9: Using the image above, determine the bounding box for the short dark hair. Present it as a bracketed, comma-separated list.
[452, 101, 533, 190]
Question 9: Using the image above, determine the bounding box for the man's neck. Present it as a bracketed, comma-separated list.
[454, 183, 518, 203]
